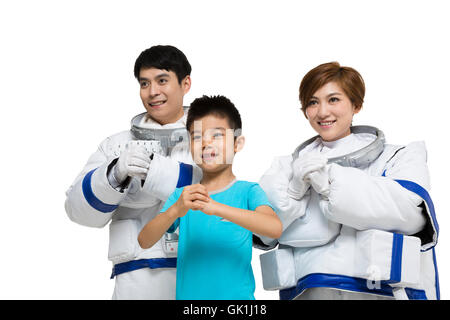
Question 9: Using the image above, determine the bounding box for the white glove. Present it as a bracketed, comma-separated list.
[113, 141, 153, 184]
[306, 166, 330, 199]
[288, 153, 327, 200]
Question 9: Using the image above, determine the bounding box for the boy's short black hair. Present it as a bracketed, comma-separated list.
[186, 95, 242, 134]
[134, 45, 191, 84]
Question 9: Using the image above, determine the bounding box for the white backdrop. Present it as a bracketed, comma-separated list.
[0, 0, 448, 299]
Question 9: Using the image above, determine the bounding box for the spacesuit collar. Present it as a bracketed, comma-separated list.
[138, 110, 187, 129]
[320, 133, 356, 149]
[130, 106, 189, 155]
[293, 126, 386, 168]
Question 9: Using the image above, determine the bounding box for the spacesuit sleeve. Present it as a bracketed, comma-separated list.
[64, 137, 129, 228]
[322, 141, 433, 239]
[259, 156, 309, 237]
[140, 153, 202, 202]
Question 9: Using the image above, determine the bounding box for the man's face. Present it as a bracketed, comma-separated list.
[138, 68, 191, 125]
[189, 115, 241, 173]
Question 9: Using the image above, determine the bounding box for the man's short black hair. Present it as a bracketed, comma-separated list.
[186, 95, 242, 134]
[134, 45, 191, 84]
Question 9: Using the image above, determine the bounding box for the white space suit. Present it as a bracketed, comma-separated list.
[65, 111, 201, 299]
[259, 129, 439, 300]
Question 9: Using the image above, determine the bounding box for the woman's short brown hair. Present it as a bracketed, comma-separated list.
[299, 62, 365, 117]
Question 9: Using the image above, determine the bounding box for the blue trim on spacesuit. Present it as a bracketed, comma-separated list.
[279, 273, 427, 300]
[393, 179, 439, 239]
[176, 162, 193, 188]
[433, 248, 441, 300]
[278, 234, 425, 299]
[389, 233, 403, 283]
[381, 172, 440, 299]
[382, 173, 441, 299]
[110, 258, 177, 279]
[404, 288, 428, 300]
[82, 169, 119, 213]
[381, 170, 439, 243]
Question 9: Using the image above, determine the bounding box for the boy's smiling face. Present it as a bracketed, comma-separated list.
[189, 114, 243, 173]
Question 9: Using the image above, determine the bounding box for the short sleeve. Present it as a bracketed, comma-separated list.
[247, 183, 275, 212]
[160, 187, 183, 233]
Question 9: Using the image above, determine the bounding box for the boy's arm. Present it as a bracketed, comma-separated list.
[138, 184, 209, 249]
[201, 201, 283, 239]
[138, 204, 181, 249]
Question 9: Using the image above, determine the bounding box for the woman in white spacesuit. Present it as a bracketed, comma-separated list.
[258, 62, 439, 300]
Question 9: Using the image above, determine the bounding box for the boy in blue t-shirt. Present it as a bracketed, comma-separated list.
[138, 95, 282, 300]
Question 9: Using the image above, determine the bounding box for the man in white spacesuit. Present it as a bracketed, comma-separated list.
[258, 62, 440, 300]
[65, 45, 201, 299]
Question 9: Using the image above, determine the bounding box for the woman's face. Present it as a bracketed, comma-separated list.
[305, 81, 360, 142]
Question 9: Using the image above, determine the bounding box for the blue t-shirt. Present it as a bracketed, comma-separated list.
[160, 180, 273, 300]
